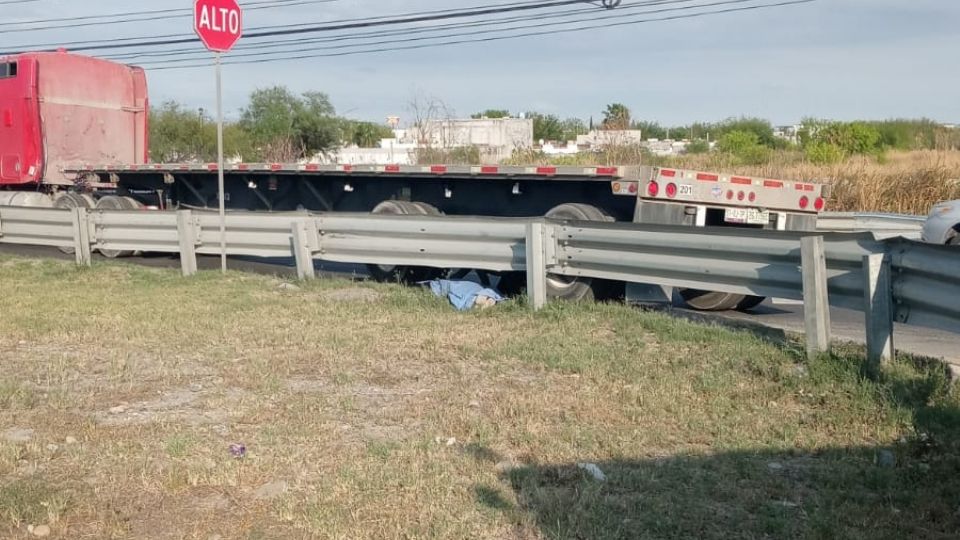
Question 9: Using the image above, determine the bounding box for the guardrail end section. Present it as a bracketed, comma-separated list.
[291, 220, 317, 280]
[72, 207, 92, 267]
[525, 221, 548, 310]
[801, 236, 831, 360]
[176, 210, 199, 277]
[864, 254, 894, 374]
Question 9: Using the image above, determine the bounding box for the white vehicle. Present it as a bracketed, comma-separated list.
[922, 200, 960, 245]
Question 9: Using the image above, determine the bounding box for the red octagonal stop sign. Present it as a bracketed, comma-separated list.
[194, 0, 243, 53]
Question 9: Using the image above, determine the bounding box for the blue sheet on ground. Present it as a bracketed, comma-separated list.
[426, 279, 504, 311]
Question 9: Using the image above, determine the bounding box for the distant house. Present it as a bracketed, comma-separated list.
[575, 129, 645, 148]
[407, 117, 534, 162]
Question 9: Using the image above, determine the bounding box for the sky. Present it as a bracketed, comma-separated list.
[4, 0, 960, 126]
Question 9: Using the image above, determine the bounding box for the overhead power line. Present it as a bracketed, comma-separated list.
[1, 0, 583, 52]
[141, 0, 815, 71]
[104, 0, 697, 62]
[1, 0, 601, 55]
[0, 0, 40, 5]
[0, 0, 342, 33]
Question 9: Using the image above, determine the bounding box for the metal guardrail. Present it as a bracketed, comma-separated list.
[1, 205, 957, 367]
[889, 238, 960, 335]
[550, 221, 884, 312]
[0, 206, 76, 248]
[818, 212, 925, 239]
[316, 213, 527, 272]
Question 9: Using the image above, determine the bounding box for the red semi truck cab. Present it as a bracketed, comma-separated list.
[0, 51, 148, 187]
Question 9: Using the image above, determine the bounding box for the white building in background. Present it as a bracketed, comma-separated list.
[575, 129, 645, 148]
[407, 117, 534, 162]
[315, 118, 534, 164]
[774, 125, 803, 145]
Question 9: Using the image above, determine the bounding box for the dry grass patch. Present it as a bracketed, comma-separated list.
[1, 256, 959, 539]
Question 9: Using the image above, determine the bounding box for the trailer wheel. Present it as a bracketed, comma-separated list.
[679, 289, 745, 311]
[735, 295, 766, 312]
[54, 193, 93, 254]
[544, 203, 615, 302]
[367, 200, 443, 283]
[94, 196, 139, 258]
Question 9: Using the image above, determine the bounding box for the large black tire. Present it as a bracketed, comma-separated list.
[544, 203, 616, 302]
[735, 295, 767, 312]
[366, 200, 443, 283]
[948, 233, 960, 246]
[95, 195, 140, 258]
[54, 193, 93, 254]
[679, 289, 746, 312]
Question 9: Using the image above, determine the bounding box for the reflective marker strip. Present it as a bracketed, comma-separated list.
[731, 177, 752, 185]
[696, 173, 719, 182]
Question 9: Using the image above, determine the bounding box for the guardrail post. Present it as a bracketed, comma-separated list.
[863, 254, 894, 374]
[801, 236, 830, 360]
[71, 207, 92, 266]
[177, 210, 198, 277]
[525, 221, 548, 310]
[291, 220, 316, 280]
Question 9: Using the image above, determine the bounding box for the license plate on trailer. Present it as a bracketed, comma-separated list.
[724, 208, 769, 225]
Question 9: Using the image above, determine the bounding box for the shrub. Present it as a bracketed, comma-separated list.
[805, 141, 845, 164]
[685, 139, 710, 154]
[717, 131, 770, 165]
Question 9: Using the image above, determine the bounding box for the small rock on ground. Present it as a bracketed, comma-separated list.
[28, 524, 51, 537]
[65, 436, 78, 445]
[277, 283, 301, 292]
[577, 463, 607, 482]
[2, 428, 34, 443]
[253, 480, 288, 501]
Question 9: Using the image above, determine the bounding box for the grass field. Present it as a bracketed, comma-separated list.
[508, 149, 960, 215]
[1, 257, 959, 539]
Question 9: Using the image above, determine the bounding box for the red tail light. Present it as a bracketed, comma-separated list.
[748, 192, 757, 203]
[814, 197, 825, 211]
[726, 190, 734, 200]
[737, 191, 745, 201]
[666, 183, 678, 198]
[799, 196, 810, 210]
[647, 181, 660, 197]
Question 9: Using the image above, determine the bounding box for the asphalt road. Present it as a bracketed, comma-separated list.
[2, 243, 958, 368]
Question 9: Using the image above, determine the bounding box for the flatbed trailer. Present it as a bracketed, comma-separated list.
[0, 51, 827, 308]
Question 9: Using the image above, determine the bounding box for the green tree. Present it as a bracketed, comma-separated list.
[685, 139, 710, 154]
[240, 87, 341, 161]
[714, 117, 780, 148]
[149, 101, 212, 162]
[631, 120, 667, 140]
[149, 101, 254, 162]
[560, 118, 587, 141]
[602, 103, 631, 130]
[804, 140, 844, 164]
[808, 121, 882, 157]
[470, 109, 511, 119]
[526, 112, 564, 142]
[348, 121, 394, 147]
[717, 130, 770, 165]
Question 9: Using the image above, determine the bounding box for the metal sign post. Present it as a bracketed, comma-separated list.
[215, 52, 227, 273]
[194, 0, 243, 274]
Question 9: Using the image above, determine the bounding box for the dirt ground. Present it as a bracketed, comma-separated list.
[1, 257, 958, 539]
